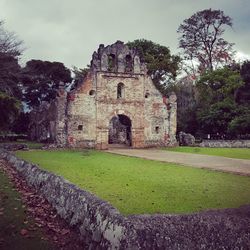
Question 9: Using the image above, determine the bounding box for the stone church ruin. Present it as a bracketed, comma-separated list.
[29, 41, 177, 149]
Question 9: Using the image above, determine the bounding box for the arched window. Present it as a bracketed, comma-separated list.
[108, 54, 116, 71]
[125, 54, 132, 72]
[117, 82, 125, 99]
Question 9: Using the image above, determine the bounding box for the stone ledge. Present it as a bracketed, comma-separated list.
[1, 149, 249, 249]
[199, 140, 250, 148]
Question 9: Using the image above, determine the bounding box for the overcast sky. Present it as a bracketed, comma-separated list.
[0, 0, 249, 69]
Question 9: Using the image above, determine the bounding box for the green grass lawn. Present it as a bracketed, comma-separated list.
[165, 147, 250, 160]
[16, 150, 250, 216]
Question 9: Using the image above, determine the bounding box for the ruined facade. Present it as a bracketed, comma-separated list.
[30, 41, 177, 149]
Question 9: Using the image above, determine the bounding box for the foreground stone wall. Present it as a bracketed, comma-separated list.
[1, 150, 249, 249]
[199, 140, 250, 148]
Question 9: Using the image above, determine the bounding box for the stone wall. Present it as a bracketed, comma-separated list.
[1, 149, 249, 249]
[199, 140, 250, 148]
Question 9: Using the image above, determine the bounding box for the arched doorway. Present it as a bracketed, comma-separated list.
[108, 115, 132, 146]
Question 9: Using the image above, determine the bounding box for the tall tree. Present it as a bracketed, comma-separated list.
[0, 21, 23, 132]
[196, 67, 245, 136]
[127, 39, 181, 93]
[178, 9, 234, 73]
[22, 60, 72, 108]
[0, 92, 21, 132]
[0, 20, 23, 97]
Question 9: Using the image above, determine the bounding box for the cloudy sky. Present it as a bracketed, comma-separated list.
[0, 0, 249, 69]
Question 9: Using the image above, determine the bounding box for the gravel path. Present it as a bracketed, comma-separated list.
[106, 148, 250, 176]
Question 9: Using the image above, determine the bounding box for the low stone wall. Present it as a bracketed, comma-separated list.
[199, 140, 250, 148]
[1, 149, 250, 249]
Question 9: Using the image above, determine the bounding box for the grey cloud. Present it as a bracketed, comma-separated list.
[0, 0, 249, 69]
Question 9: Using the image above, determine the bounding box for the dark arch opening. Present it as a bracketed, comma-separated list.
[108, 114, 132, 146]
[125, 54, 133, 72]
[108, 54, 116, 71]
[117, 82, 125, 99]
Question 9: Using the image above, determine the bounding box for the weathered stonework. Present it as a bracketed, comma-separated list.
[30, 41, 177, 149]
[199, 140, 250, 148]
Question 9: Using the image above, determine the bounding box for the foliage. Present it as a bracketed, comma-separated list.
[0, 92, 21, 131]
[177, 106, 198, 134]
[0, 21, 23, 99]
[127, 39, 181, 93]
[71, 66, 89, 89]
[22, 60, 72, 108]
[165, 147, 250, 160]
[0, 20, 24, 57]
[16, 150, 250, 215]
[178, 9, 234, 73]
[0, 53, 22, 99]
[228, 107, 250, 135]
[11, 112, 30, 134]
[195, 67, 244, 135]
[235, 60, 250, 105]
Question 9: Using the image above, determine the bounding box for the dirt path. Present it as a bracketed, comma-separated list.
[106, 148, 250, 176]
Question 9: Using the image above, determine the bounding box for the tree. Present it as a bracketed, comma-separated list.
[22, 60, 72, 108]
[0, 21, 23, 98]
[196, 67, 244, 136]
[71, 66, 89, 89]
[235, 60, 250, 105]
[0, 21, 23, 132]
[178, 9, 234, 73]
[127, 39, 181, 93]
[0, 92, 21, 132]
[0, 20, 24, 57]
[11, 112, 30, 134]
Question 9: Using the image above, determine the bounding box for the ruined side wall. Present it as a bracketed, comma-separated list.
[144, 76, 169, 147]
[67, 75, 96, 148]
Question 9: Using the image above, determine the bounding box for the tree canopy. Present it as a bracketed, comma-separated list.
[178, 9, 234, 73]
[0, 21, 23, 132]
[127, 39, 181, 93]
[195, 66, 249, 136]
[22, 60, 72, 108]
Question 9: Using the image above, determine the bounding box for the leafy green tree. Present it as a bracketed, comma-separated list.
[235, 60, 250, 105]
[0, 21, 23, 132]
[228, 106, 250, 135]
[0, 54, 22, 98]
[196, 67, 245, 135]
[127, 39, 181, 93]
[0, 92, 21, 131]
[22, 60, 72, 108]
[178, 9, 234, 73]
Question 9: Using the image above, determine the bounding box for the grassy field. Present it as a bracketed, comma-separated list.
[0, 169, 52, 249]
[165, 147, 250, 160]
[16, 150, 250, 215]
